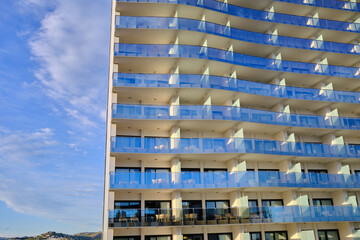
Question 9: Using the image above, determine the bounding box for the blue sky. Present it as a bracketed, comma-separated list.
[0, 0, 110, 237]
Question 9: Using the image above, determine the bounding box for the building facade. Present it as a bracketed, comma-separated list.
[103, 0, 360, 239]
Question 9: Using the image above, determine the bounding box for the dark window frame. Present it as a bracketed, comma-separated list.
[318, 229, 340, 240]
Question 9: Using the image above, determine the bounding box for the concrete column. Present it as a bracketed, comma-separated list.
[288, 223, 300, 240]
[105, 229, 114, 240]
[141, 160, 145, 184]
[169, 96, 180, 117]
[338, 222, 353, 240]
[172, 227, 182, 240]
[108, 192, 115, 210]
[110, 156, 116, 172]
[283, 191, 297, 206]
[233, 226, 246, 240]
[230, 190, 241, 217]
[170, 126, 181, 150]
[332, 190, 347, 205]
[172, 191, 182, 221]
[202, 193, 206, 221]
[111, 123, 117, 137]
[141, 228, 145, 240]
[171, 157, 181, 184]
[203, 226, 208, 240]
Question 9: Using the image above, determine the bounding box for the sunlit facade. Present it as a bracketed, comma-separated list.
[103, 0, 360, 239]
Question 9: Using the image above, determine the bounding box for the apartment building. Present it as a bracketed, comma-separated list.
[103, 0, 360, 239]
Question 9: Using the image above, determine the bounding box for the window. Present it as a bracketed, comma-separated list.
[182, 201, 203, 220]
[145, 236, 172, 240]
[114, 237, 140, 240]
[145, 201, 171, 222]
[261, 200, 283, 207]
[115, 201, 140, 209]
[208, 233, 232, 240]
[206, 200, 230, 220]
[182, 168, 200, 172]
[261, 200, 283, 220]
[183, 235, 203, 240]
[248, 200, 260, 218]
[249, 232, 261, 240]
[313, 199, 333, 206]
[145, 201, 171, 209]
[265, 231, 288, 240]
[114, 201, 141, 222]
[318, 230, 340, 240]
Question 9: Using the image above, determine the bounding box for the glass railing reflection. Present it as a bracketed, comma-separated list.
[108, 206, 360, 227]
[114, 44, 360, 79]
[111, 136, 360, 158]
[116, 16, 360, 55]
[273, 0, 359, 12]
[116, 0, 360, 32]
[110, 171, 360, 189]
[113, 73, 360, 104]
[113, 104, 360, 130]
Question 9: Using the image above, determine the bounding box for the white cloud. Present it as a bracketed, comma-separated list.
[28, 0, 110, 129]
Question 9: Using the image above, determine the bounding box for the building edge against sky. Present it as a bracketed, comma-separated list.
[103, 0, 360, 240]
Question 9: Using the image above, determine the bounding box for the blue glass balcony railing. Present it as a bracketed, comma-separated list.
[116, 16, 360, 55]
[110, 171, 360, 189]
[116, 0, 360, 33]
[114, 44, 360, 79]
[273, 0, 360, 12]
[113, 104, 360, 130]
[113, 73, 360, 104]
[111, 137, 360, 158]
[108, 206, 360, 228]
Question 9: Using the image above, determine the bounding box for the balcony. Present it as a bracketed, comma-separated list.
[116, 0, 360, 33]
[113, 104, 360, 130]
[113, 73, 360, 104]
[109, 171, 360, 190]
[114, 44, 360, 79]
[273, 0, 360, 12]
[111, 136, 360, 158]
[116, 16, 360, 55]
[108, 206, 360, 228]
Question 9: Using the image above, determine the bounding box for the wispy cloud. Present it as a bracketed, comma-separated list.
[28, 0, 110, 129]
[0, 128, 103, 229]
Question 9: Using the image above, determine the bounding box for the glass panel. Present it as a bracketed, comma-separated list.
[327, 231, 339, 240]
[218, 234, 231, 240]
[250, 232, 261, 240]
[318, 231, 326, 240]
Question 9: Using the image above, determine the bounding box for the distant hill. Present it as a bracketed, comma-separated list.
[4, 231, 102, 240]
